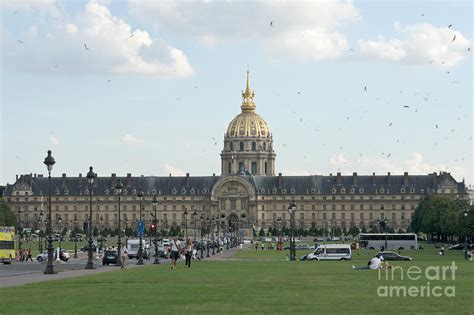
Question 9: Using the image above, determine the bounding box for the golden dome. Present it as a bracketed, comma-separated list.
[226, 71, 271, 138]
[226, 112, 270, 138]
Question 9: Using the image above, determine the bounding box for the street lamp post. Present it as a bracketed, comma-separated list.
[137, 189, 144, 265]
[288, 200, 296, 261]
[43, 150, 56, 274]
[16, 207, 22, 254]
[377, 218, 388, 251]
[211, 216, 215, 255]
[464, 209, 469, 260]
[152, 195, 160, 264]
[115, 180, 124, 266]
[193, 210, 198, 243]
[183, 208, 188, 240]
[206, 217, 210, 258]
[200, 214, 204, 259]
[277, 217, 282, 250]
[85, 166, 96, 269]
[99, 215, 104, 253]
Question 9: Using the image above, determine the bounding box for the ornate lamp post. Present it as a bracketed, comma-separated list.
[200, 214, 205, 259]
[277, 217, 282, 250]
[183, 208, 188, 240]
[211, 216, 215, 255]
[115, 180, 124, 266]
[288, 200, 296, 261]
[137, 189, 144, 265]
[152, 195, 160, 264]
[99, 215, 104, 253]
[43, 150, 56, 274]
[85, 166, 96, 269]
[193, 209, 198, 243]
[206, 216, 210, 257]
[16, 207, 23, 254]
[463, 209, 469, 260]
[377, 217, 388, 250]
[58, 214, 63, 251]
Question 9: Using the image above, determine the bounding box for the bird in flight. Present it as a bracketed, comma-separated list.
[403, 105, 410, 108]
[429, 60, 434, 64]
[452, 34, 456, 41]
[17, 40, 24, 44]
[388, 122, 392, 127]
[364, 86, 367, 91]
[84, 43, 91, 50]
[436, 124, 439, 128]
[448, 24, 453, 28]
[270, 21, 274, 27]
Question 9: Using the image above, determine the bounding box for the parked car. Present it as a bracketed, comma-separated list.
[36, 249, 70, 262]
[307, 244, 352, 261]
[102, 249, 119, 265]
[448, 244, 473, 250]
[283, 244, 310, 250]
[156, 245, 168, 258]
[376, 251, 412, 261]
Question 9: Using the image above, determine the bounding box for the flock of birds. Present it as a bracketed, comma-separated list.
[11, 10, 472, 176]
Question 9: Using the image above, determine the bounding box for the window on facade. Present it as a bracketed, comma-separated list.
[323, 213, 327, 220]
[231, 200, 236, 210]
[172, 213, 176, 220]
[392, 213, 396, 220]
[311, 205, 315, 211]
[230, 142, 234, 151]
[252, 142, 256, 151]
[360, 213, 364, 219]
[341, 213, 345, 219]
[262, 205, 265, 211]
[369, 213, 373, 220]
[312, 213, 316, 220]
[251, 162, 257, 175]
[323, 205, 327, 210]
[228, 162, 231, 174]
[360, 204, 364, 210]
[261, 213, 265, 220]
[264, 162, 268, 175]
[239, 142, 244, 151]
[332, 213, 336, 219]
[74, 214, 78, 221]
[332, 205, 336, 210]
[263, 142, 267, 150]
[341, 205, 345, 210]
[273, 213, 277, 220]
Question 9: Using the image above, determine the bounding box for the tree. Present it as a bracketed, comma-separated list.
[0, 197, 16, 227]
[361, 226, 367, 233]
[92, 227, 99, 237]
[259, 228, 265, 237]
[267, 226, 273, 236]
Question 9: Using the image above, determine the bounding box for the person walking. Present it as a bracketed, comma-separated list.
[184, 239, 192, 268]
[120, 245, 128, 269]
[255, 242, 258, 252]
[170, 236, 181, 269]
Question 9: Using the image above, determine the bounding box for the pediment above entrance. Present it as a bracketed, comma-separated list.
[211, 176, 256, 201]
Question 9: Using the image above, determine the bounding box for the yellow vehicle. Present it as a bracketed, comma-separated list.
[0, 226, 16, 264]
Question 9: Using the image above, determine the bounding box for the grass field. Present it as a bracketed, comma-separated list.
[1, 244, 473, 314]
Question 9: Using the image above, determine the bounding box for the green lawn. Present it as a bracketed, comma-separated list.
[1, 245, 473, 314]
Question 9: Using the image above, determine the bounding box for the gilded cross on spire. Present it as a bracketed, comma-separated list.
[241, 70, 255, 112]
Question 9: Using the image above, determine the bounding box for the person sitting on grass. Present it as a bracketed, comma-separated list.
[352, 255, 385, 270]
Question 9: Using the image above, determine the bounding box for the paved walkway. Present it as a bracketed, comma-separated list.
[0, 244, 247, 288]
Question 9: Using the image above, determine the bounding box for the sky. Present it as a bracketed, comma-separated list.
[1, 0, 472, 186]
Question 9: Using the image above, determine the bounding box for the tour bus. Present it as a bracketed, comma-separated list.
[307, 244, 352, 261]
[0, 226, 16, 264]
[359, 233, 418, 250]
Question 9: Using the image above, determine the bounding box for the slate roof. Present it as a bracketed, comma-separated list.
[4, 172, 467, 196]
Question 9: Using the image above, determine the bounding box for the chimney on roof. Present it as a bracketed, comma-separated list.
[126, 173, 132, 186]
[38, 174, 43, 178]
[432, 172, 437, 186]
[278, 173, 283, 188]
[213, 173, 215, 176]
[336, 172, 342, 185]
[111, 173, 116, 187]
[404, 172, 409, 186]
[16, 175, 18, 181]
[372, 172, 376, 185]
[186, 173, 190, 187]
[34, 173, 36, 178]
[61, 173, 67, 187]
[329, 173, 332, 177]
[387, 172, 391, 186]
[352, 172, 357, 186]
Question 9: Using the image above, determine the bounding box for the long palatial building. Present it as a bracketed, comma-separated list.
[3, 72, 469, 236]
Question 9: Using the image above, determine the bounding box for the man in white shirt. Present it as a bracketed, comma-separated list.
[352, 255, 384, 270]
[170, 237, 181, 269]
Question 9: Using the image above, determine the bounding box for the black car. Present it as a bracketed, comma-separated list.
[448, 244, 473, 250]
[102, 250, 119, 265]
[376, 251, 412, 261]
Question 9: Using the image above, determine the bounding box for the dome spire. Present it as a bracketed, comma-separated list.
[241, 70, 255, 112]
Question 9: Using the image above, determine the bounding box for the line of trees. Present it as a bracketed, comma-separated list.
[411, 195, 473, 242]
[0, 196, 16, 226]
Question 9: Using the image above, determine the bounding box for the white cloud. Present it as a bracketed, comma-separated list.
[328, 152, 466, 181]
[121, 134, 143, 145]
[128, 0, 359, 61]
[2, 1, 194, 77]
[49, 134, 60, 145]
[358, 23, 471, 67]
[163, 163, 186, 176]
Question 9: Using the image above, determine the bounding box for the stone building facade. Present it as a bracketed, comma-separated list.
[3, 73, 469, 236]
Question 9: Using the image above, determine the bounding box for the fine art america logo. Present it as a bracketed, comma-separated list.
[377, 262, 457, 297]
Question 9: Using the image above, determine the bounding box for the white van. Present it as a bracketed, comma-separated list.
[307, 244, 351, 261]
[127, 239, 148, 259]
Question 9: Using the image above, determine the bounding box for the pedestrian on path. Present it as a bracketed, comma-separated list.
[120, 245, 128, 269]
[184, 239, 192, 268]
[170, 237, 181, 269]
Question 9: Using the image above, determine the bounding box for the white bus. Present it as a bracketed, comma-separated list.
[359, 233, 418, 250]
